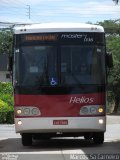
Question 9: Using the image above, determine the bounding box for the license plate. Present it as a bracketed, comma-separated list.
[53, 120, 68, 125]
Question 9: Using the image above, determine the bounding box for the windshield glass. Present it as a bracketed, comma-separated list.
[15, 46, 57, 86]
[15, 45, 105, 86]
[61, 46, 105, 85]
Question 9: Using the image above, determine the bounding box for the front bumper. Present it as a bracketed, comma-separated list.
[15, 116, 106, 133]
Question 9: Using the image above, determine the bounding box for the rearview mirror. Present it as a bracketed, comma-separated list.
[106, 52, 113, 68]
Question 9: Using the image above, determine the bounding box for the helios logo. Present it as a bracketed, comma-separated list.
[69, 96, 94, 104]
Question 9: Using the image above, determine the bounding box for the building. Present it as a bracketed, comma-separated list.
[0, 54, 11, 82]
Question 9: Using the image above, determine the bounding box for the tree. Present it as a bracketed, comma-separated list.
[98, 20, 120, 113]
[98, 19, 120, 35]
[113, 0, 119, 4]
[0, 30, 13, 54]
[107, 36, 120, 113]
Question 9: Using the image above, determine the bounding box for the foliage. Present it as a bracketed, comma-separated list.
[0, 82, 13, 94]
[0, 94, 13, 111]
[0, 111, 14, 124]
[98, 20, 120, 113]
[0, 82, 14, 123]
[107, 36, 120, 82]
[0, 30, 14, 123]
[0, 99, 8, 112]
[112, 0, 119, 4]
[0, 30, 13, 54]
[98, 19, 120, 35]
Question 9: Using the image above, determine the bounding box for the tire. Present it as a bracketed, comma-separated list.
[93, 132, 104, 144]
[22, 133, 32, 146]
[84, 133, 93, 140]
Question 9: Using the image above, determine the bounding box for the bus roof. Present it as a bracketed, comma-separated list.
[14, 23, 104, 34]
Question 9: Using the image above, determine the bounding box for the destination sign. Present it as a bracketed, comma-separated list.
[18, 32, 104, 45]
[25, 34, 57, 41]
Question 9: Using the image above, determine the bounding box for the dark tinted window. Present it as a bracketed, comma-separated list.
[15, 46, 57, 86]
[61, 46, 105, 85]
[14, 32, 105, 87]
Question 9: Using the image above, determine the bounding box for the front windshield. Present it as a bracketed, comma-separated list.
[15, 46, 57, 86]
[61, 46, 105, 85]
[15, 45, 105, 86]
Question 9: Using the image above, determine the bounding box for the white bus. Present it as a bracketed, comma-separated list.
[11, 23, 112, 146]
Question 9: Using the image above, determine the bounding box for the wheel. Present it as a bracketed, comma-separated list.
[93, 132, 104, 144]
[84, 133, 92, 140]
[21, 133, 32, 146]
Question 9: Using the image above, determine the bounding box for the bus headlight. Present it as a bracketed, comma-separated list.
[90, 107, 97, 114]
[16, 109, 22, 115]
[23, 108, 30, 115]
[18, 120, 22, 125]
[80, 105, 104, 115]
[99, 119, 104, 124]
[98, 107, 104, 113]
[16, 106, 41, 116]
[80, 107, 89, 115]
[32, 108, 40, 115]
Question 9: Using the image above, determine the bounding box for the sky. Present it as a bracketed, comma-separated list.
[0, 0, 120, 25]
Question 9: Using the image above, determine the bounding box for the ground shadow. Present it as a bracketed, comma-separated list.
[0, 138, 120, 154]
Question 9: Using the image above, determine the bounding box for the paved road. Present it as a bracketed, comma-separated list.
[0, 115, 120, 160]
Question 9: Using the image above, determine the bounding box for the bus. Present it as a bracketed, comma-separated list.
[11, 23, 112, 146]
